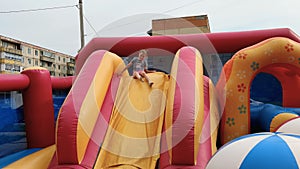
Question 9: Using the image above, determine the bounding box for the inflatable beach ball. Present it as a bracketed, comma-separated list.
[206, 132, 300, 169]
[276, 117, 300, 135]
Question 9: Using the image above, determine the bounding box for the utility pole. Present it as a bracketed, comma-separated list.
[79, 0, 85, 50]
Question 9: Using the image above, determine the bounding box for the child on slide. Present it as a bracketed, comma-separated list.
[119, 49, 155, 87]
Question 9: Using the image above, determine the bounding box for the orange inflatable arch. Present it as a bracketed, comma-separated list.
[219, 37, 300, 145]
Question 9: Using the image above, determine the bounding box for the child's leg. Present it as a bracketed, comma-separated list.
[140, 72, 153, 87]
[133, 71, 144, 82]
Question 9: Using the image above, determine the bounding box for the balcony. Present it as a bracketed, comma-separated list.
[0, 58, 22, 65]
[67, 62, 75, 67]
[0, 47, 22, 56]
[40, 55, 55, 63]
[43, 66, 54, 72]
[67, 69, 75, 75]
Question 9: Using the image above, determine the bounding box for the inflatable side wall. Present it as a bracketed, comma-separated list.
[52, 50, 123, 167]
[160, 46, 219, 169]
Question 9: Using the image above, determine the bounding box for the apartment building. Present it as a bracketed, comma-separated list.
[0, 35, 75, 76]
[146, 14, 213, 75]
[150, 14, 210, 36]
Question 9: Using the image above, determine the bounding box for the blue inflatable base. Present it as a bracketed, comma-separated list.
[0, 148, 41, 168]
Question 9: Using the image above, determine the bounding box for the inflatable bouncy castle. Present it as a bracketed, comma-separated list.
[0, 45, 220, 168]
[1, 28, 300, 168]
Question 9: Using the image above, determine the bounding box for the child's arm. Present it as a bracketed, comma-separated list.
[118, 62, 133, 76]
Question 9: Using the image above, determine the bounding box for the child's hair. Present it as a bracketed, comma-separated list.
[139, 49, 148, 55]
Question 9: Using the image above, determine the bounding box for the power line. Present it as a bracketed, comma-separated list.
[83, 15, 99, 36]
[162, 0, 203, 14]
[0, 5, 77, 14]
[95, 0, 203, 34]
[74, 6, 99, 37]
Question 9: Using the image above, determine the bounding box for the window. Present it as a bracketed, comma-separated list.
[28, 48, 31, 55]
[35, 50, 39, 56]
[4, 52, 23, 62]
[5, 64, 12, 70]
[42, 51, 54, 58]
[28, 58, 31, 64]
[2, 41, 8, 47]
[14, 66, 20, 72]
[35, 60, 38, 66]
[63, 58, 65, 63]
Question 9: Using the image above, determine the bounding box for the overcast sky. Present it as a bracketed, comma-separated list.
[0, 0, 299, 56]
